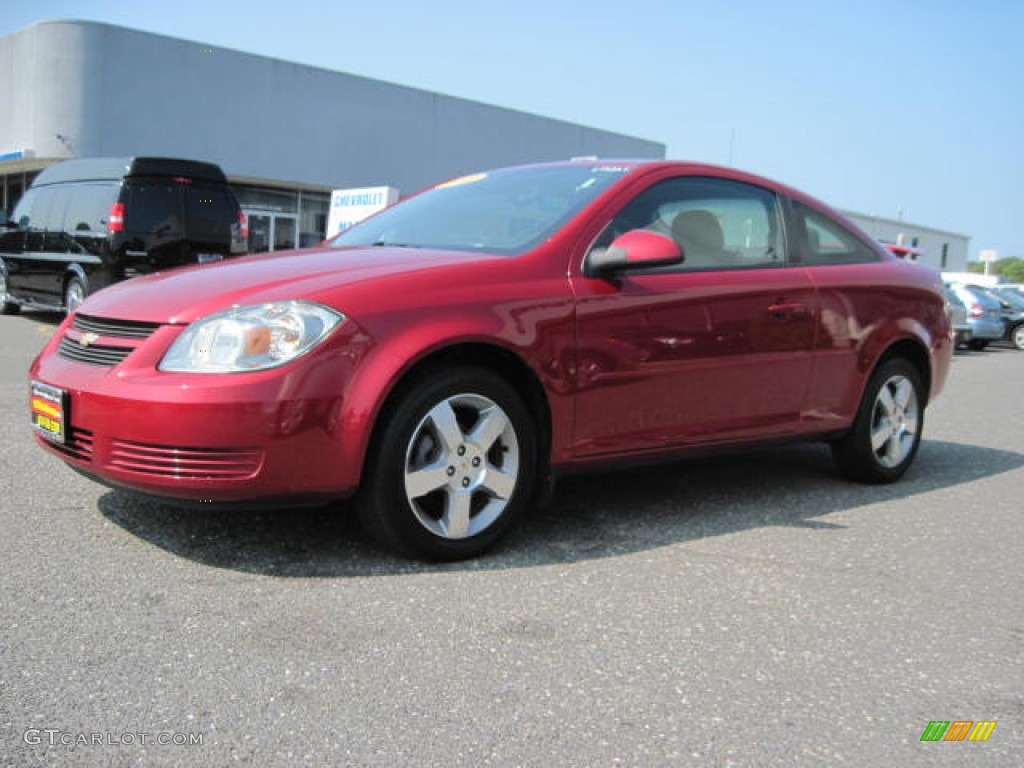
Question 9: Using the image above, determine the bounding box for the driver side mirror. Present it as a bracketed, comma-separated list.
[586, 229, 683, 276]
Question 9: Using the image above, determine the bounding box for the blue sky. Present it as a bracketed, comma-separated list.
[4, 0, 1022, 259]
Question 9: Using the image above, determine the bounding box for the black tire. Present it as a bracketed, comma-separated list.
[0, 259, 20, 315]
[831, 357, 924, 484]
[356, 366, 537, 560]
[64, 274, 88, 314]
[967, 339, 988, 351]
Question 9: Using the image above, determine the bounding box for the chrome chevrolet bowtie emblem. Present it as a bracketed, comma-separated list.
[79, 332, 99, 347]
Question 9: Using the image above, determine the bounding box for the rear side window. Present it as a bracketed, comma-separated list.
[62, 182, 117, 233]
[791, 201, 879, 265]
[185, 183, 237, 241]
[123, 181, 182, 236]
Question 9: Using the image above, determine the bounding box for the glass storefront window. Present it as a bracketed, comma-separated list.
[299, 191, 329, 247]
[234, 185, 297, 213]
[2, 174, 30, 218]
[233, 185, 328, 248]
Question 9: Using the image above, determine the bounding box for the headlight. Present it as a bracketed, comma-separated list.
[159, 301, 344, 373]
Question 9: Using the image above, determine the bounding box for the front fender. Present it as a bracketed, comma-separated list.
[330, 304, 574, 492]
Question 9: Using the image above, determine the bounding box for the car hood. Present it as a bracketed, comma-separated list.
[78, 246, 496, 324]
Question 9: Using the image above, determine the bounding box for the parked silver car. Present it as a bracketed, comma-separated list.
[943, 284, 971, 349]
[946, 283, 1004, 350]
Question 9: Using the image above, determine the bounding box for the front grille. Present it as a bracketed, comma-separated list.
[73, 314, 161, 339]
[58, 337, 134, 366]
[45, 427, 95, 463]
[109, 440, 264, 479]
[57, 314, 163, 367]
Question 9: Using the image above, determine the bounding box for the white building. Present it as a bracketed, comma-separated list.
[844, 210, 969, 272]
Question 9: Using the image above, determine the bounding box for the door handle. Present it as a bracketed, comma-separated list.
[767, 302, 808, 321]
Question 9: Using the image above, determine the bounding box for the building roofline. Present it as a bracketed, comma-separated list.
[9, 19, 664, 153]
[842, 207, 970, 240]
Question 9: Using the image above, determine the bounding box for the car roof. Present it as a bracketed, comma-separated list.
[32, 157, 229, 186]
[949, 283, 1002, 302]
[485, 158, 854, 223]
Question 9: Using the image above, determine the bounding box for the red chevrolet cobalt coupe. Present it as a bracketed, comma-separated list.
[29, 161, 952, 559]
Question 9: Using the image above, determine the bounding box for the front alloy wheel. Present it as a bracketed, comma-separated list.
[404, 393, 520, 540]
[358, 366, 536, 560]
[832, 358, 924, 483]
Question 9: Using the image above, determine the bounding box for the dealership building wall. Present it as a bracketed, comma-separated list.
[845, 211, 969, 272]
[0, 19, 665, 249]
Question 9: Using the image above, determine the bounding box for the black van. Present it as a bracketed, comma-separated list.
[0, 157, 247, 314]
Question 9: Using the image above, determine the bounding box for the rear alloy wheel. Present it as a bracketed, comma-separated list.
[64, 275, 87, 314]
[1012, 324, 1024, 351]
[357, 366, 536, 560]
[832, 358, 924, 484]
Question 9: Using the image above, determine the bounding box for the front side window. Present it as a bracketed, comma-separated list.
[591, 176, 784, 271]
[329, 164, 633, 256]
[11, 188, 39, 229]
[18, 186, 68, 232]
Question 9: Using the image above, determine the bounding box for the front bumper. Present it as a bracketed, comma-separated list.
[29, 323, 367, 503]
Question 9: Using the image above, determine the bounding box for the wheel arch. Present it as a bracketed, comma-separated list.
[873, 337, 932, 405]
[346, 340, 553, 495]
[62, 264, 90, 304]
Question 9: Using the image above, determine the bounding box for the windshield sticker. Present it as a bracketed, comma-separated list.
[436, 173, 488, 189]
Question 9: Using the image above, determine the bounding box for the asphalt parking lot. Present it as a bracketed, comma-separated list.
[1, 311, 1021, 767]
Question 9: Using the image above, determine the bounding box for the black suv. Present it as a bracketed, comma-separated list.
[0, 157, 247, 314]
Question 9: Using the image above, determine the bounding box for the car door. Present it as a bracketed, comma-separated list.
[19, 185, 70, 301]
[785, 198, 898, 428]
[184, 181, 238, 262]
[1, 188, 34, 297]
[571, 175, 818, 457]
[64, 181, 116, 265]
[121, 179, 186, 270]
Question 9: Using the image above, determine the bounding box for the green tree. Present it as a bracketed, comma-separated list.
[1003, 259, 1024, 283]
[968, 257, 1024, 282]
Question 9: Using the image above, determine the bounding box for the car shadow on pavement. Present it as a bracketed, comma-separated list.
[96, 438, 1024, 578]
[10, 310, 63, 326]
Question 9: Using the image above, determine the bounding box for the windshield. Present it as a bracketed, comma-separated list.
[993, 288, 1024, 310]
[328, 164, 632, 255]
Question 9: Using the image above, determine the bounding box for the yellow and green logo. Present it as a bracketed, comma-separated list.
[920, 720, 996, 742]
